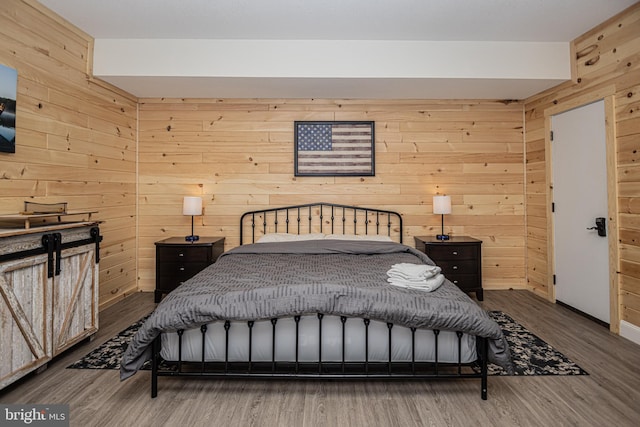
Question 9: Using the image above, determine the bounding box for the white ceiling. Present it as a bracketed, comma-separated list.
[39, 0, 635, 42]
[39, 0, 638, 99]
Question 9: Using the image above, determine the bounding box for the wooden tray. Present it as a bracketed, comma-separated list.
[0, 210, 98, 229]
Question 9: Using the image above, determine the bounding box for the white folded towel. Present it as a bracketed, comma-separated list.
[387, 263, 441, 281]
[387, 273, 445, 292]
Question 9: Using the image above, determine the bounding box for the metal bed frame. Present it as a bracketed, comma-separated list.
[150, 203, 489, 399]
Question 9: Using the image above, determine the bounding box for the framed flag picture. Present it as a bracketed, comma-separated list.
[0, 63, 17, 154]
[294, 121, 375, 176]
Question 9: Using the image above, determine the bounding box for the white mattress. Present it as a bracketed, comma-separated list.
[160, 315, 477, 364]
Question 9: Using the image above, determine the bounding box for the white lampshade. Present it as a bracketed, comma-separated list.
[182, 196, 203, 216]
[433, 195, 452, 215]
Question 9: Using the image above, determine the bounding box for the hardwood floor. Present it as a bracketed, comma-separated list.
[1, 290, 639, 427]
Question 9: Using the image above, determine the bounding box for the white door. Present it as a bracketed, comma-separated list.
[551, 99, 609, 324]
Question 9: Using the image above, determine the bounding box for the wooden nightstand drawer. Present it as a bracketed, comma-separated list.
[437, 259, 478, 275]
[426, 245, 476, 260]
[157, 262, 209, 282]
[157, 246, 210, 263]
[446, 273, 480, 292]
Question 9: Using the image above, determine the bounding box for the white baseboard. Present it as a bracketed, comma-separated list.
[620, 320, 640, 346]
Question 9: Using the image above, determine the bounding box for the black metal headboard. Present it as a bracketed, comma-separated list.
[240, 202, 403, 245]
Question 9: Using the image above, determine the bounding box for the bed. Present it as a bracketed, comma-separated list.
[120, 203, 512, 399]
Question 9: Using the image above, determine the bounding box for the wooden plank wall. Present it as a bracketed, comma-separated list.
[137, 99, 526, 292]
[0, 0, 138, 309]
[524, 3, 640, 327]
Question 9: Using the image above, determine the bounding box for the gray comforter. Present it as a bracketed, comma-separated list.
[120, 240, 513, 379]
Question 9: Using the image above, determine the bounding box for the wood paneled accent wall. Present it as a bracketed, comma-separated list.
[524, 3, 640, 328]
[0, 0, 138, 309]
[137, 99, 526, 292]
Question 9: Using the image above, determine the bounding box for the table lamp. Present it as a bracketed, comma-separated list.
[433, 195, 451, 240]
[183, 196, 202, 242]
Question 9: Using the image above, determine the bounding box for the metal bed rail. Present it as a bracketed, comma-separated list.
[150, 315, 489, 400]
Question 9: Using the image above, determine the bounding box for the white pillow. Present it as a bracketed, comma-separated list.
[257, 233, 326, 243]
[324, 234, 393, 242]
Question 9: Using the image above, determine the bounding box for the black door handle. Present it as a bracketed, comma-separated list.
[587, 217, 606, 237]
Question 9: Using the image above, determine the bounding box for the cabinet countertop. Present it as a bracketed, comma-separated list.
[0, 221, 100, 239]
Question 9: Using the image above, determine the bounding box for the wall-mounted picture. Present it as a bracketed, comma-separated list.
[294, 121, 375, 176]
[0, 63, 17, 154]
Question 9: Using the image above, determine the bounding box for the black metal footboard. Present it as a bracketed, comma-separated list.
[150, 314, 489, 400]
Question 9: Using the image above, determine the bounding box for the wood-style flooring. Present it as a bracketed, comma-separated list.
[1, 290, 639, 427]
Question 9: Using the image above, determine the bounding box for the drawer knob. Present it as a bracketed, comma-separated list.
[453, 280, 459, 284]
[178, 253, 184, 257]
[179, 267, 185, 271]
[453, 265, 458, 270]
[452, 251, 458, 255]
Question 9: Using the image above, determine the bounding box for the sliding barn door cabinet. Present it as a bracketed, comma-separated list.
[0, 223, 102, 390]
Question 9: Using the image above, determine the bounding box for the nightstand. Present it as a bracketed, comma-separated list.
[154, 236, 225, 302]
[414, 236, 483, 301]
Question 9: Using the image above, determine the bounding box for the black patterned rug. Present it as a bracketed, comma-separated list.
[67, 311, 587, 376]
[482, 311, 587, 375]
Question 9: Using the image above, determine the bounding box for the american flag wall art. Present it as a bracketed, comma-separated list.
[294, 121, 375, 176]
